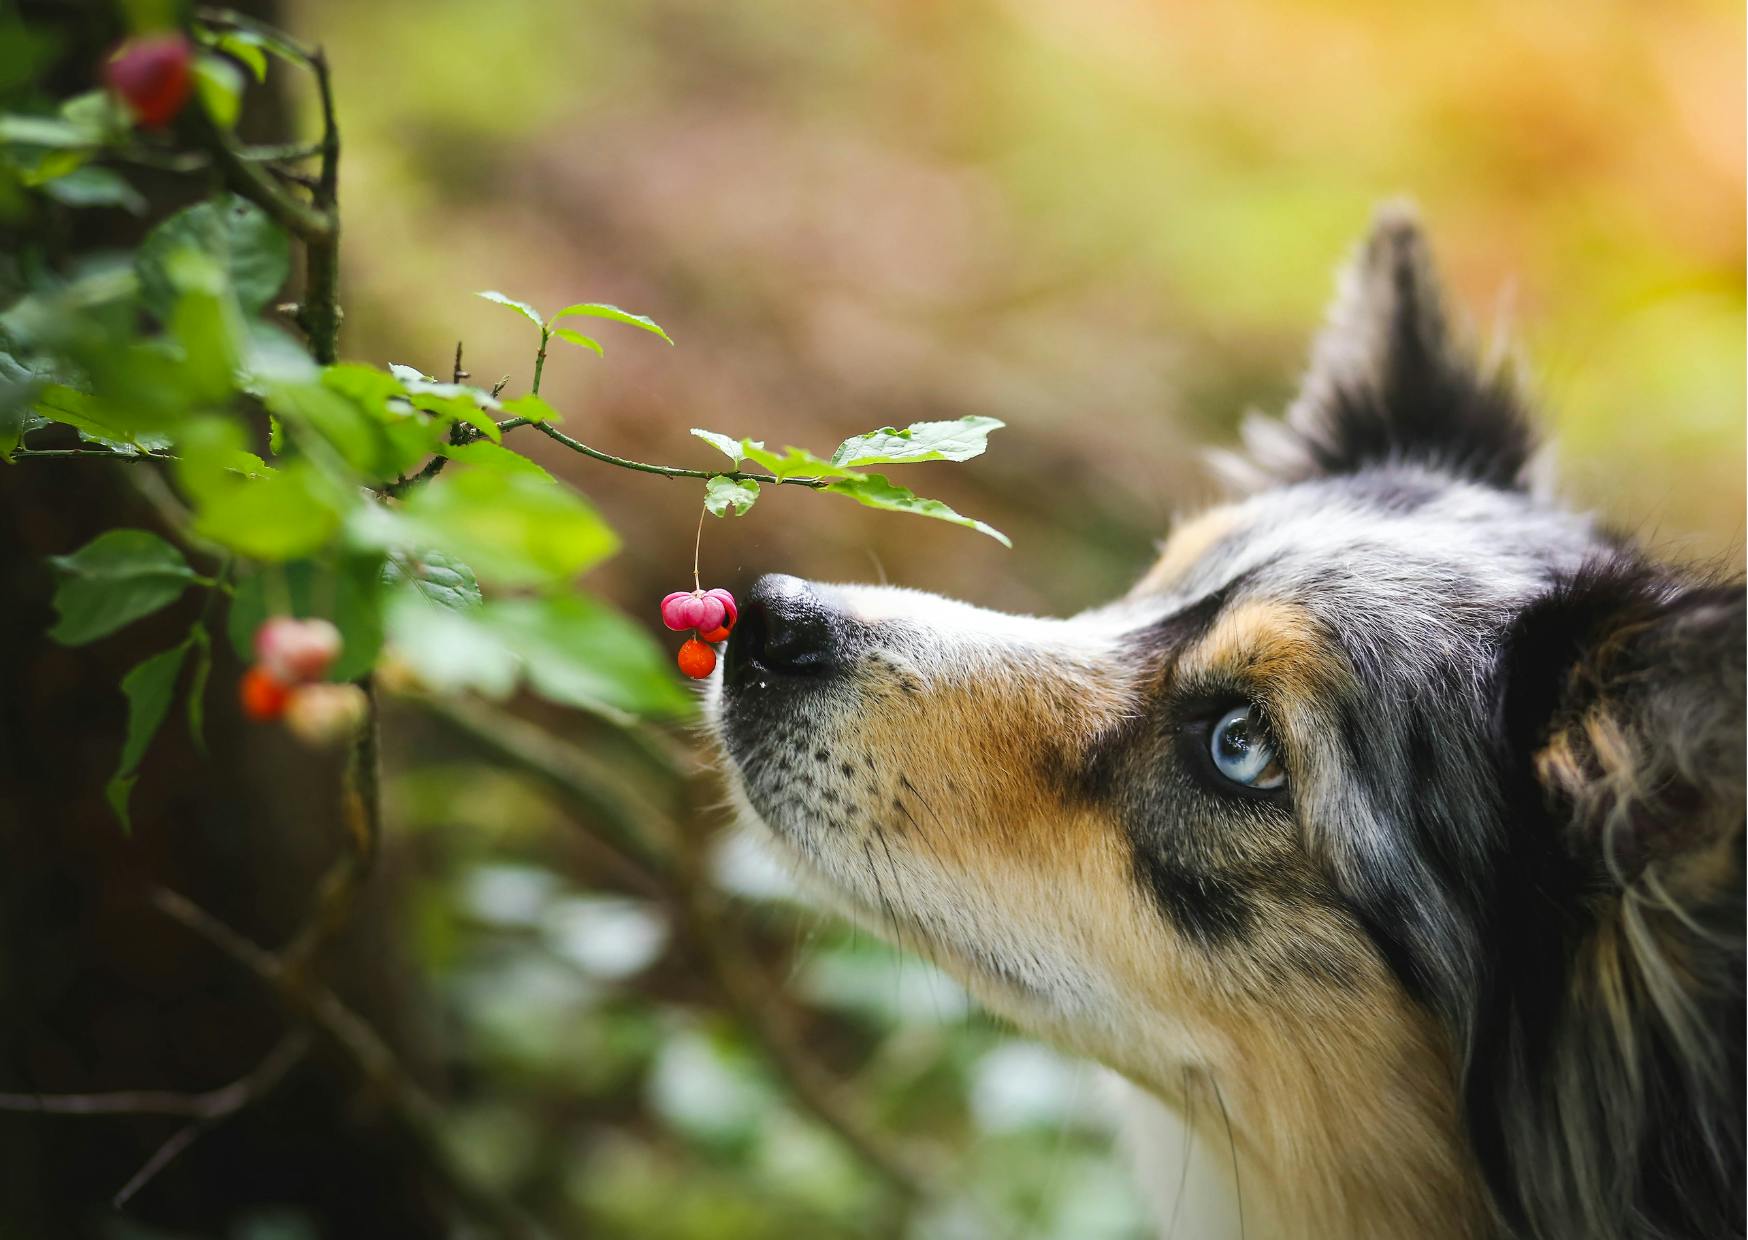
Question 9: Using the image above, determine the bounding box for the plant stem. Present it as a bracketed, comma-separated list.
[692, 503, 705, 591]
[527, 421, 828, 489]
[531, 329, 549, 397]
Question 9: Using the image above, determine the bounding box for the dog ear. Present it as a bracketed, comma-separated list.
[1217, 201, 1540, 492]
[1503, 558, 1745, 890]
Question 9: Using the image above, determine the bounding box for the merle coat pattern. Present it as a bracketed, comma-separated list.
[705, 205, 1745, 1240]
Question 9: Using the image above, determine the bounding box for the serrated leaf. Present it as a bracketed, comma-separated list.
[739, 440, 856, 481]
[552, 327, 603, 356]
[832, 416, 1005, 468]
[382, 549, 482, 612]
[49, 530, 200, 645]
[825, 474, 1010, 546]
[388, 363, 429, 383]
[549, 302, 672, 344]
[477, 291, 544, 330]
[690, 428, 743, 464]
[136, 195, 291, 319]
[107, 641, 191, 832]
[704, 475, 758, 517]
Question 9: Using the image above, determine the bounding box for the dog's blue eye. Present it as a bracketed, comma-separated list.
[1209, 704, 1286, 791]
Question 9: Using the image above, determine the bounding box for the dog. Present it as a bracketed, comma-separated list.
[704, 205, 1745, 1240]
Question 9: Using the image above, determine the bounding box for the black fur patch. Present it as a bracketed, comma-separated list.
[1133, 852, 1253, 948]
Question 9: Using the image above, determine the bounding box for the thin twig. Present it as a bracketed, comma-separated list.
[0, 1032, 310, 1207]
[529, 421, 829, 489]
[0, 1033, 308, 1120]
[9, 447, 172, 462]
[151, 888, 549, 1239]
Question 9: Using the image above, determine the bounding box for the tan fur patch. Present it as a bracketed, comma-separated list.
[1181, 598, 1352, 703]
[1135, 505, 1242, 595]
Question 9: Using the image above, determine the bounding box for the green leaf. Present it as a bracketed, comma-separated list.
[438, 438, 553, 481]
[186, 622, 212, 754]
[549, 303, 673, 344]
[136, 195, 291, 319]
[188, 456, 348, 561]
[382, 549, 481, 612]
[402, 381, 501, 443]
[690, 428, 743, 465]
[831, 416, 1005, 468]
[226, 555, 386, 682]
[48, 529, 199, 645]
[485, 594, 692, 720]
[212, 33, 268, 81]
[33, 384, 169, 454]
[738, 440, 856, 481]
[500, 393, 559, 423]
[38, 167, 147, 214]
[383, 587, 520, 699]
[825, 474, 1010, 547]
[552, 327, 603, 356]
[704, 475, 759, 517]
[0, 114, 96, 148]
[193, 53, 244, 130]
[477, 291, 544, 330]
[106, 641, 190, 832]
[357, 466, 618, 588]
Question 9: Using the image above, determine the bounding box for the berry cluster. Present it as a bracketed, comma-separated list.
[240, 618, 367, 745]
[660, 587, 736, 679]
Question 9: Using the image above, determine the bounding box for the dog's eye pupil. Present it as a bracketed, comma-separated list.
[1210, 705, 1286, 791]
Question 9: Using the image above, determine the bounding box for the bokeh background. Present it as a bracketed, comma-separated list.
[2, 0, 1741, 1237]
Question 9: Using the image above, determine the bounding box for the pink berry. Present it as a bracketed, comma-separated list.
[660, 591, 695, 631]
[705, 588, 737, 627]
[254, 617, 342, 684]
[694, 594, 726, 632]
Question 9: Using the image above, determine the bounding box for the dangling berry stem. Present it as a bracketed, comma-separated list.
[692, 502, 705, 593]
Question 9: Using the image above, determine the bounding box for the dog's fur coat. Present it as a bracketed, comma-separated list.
[706, 206, 1745, 1240]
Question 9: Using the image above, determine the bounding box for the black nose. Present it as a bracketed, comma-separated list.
[729, 573, 838, 678]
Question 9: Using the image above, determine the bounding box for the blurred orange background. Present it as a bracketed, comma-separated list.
[292, 0, 1743, 622]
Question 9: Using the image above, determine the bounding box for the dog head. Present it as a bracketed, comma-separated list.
[704, 206, 1744, 1239]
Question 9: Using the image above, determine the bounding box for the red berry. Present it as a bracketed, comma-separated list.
[699, 623, 732, 643]
[676, 637, 716, 679]
[254, 617, 342, 684]
[104, 34, 194, 129]
[240, 666, 291, 720]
